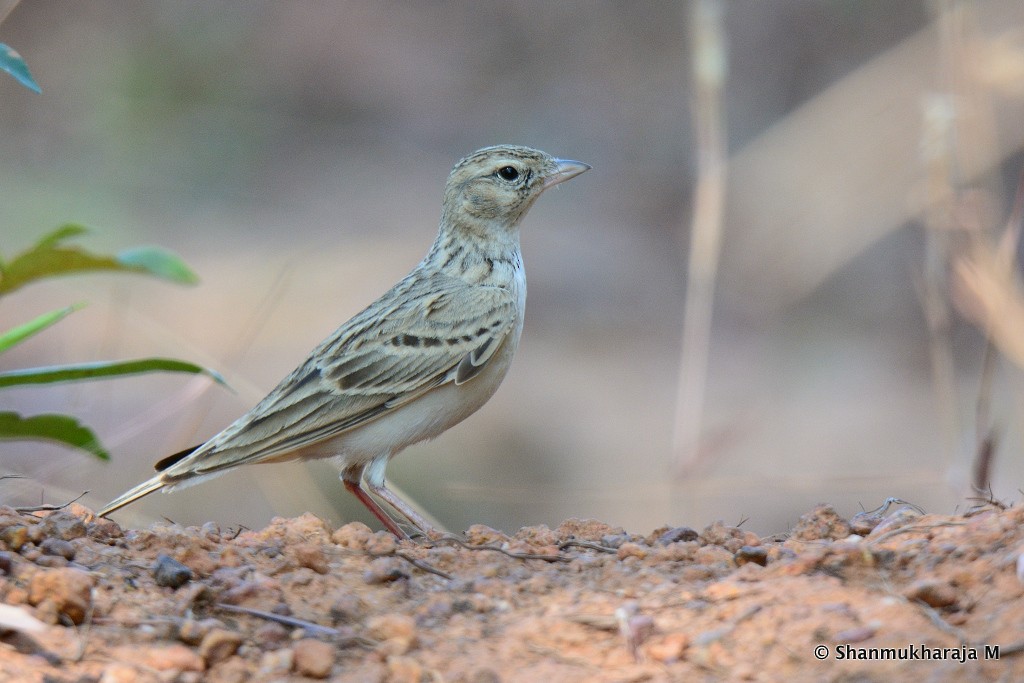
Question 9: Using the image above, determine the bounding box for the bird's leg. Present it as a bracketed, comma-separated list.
[365, 480, 441, 540]
[343, 478, 408, 540]
[342, 466, 409, 540]
[360, 456, 442, 540]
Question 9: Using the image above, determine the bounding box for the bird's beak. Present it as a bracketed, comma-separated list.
[544, 159, 591, 189]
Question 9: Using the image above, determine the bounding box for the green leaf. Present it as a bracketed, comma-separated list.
[0, 43, 41, 94]
[0, 358, 228, 389]
[0, 412, 109, 460]
[117, 246, 199, 285]
[0, 224, 199, 295]
[0, 304, 85, 354]
[34, 224, 88, 250]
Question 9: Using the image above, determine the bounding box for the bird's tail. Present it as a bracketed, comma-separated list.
[96, 475, 166, 518]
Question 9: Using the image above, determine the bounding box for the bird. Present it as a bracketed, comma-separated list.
[97, 145, 590, 538]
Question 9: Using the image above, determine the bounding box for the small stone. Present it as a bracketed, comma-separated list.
[98, 663, 139, 683]
[365, 532, 397, 555]
[387, 655, 424, 683]
[600, 533, 632, 549]
[253, 621, 290, 649]
[329, 593, 365, 623]
[26, 523, 44, 544]
[464, 524, 509, 545]
[617, 542, 648, 560]
[198, 628, 243, 665]
[142, 643, 205, 672]
[88, 517, 124, 544]
[699, 521, 760, 552]
[657, 527, 699, 545]
[644, 632, 690, 663]
[331, 522, 374, 550]
[0, 550, 14, 573]
[39, 537, 76, 561]
[790, 505, 851, 541]
[292, 543, 329, 574]
[868, 506, 923, 538]
[1, 525, 28, 551]
[292, 638, 335, 678]
[200, 521, 221, 542]
[734, 545, 768, 567]
[39, 511, 87, 541]
[178, 618, 222, 646]
[556, 518, 623, 542]
[514, 524, 559, 547]
[153, 554, 193, 588]
[849, 510, 883, 536]
[259, 648, 294, 675]
[367, 614, 416, 655]
[208, 656, 248, 683]
[469, 669, 503, 683]
[833, 625, 877, 643]
[904, 580, 958, 608]
[363, 556, 407, 584]
[34, 555, 68, 568]
[28, 567, 94, 624]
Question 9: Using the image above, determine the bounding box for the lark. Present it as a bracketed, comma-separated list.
[98, 145, 590, 538]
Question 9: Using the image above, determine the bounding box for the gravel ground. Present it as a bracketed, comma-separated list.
[0, 500, 1022, 682]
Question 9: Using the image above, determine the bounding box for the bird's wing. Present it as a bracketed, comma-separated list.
[160, 278, 518, 479]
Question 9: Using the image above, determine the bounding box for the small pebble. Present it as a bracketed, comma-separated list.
[1, 525, 28, 551]
[200, 521, 221, 542]
[387, 655, 424, 683]
[153, 554, 193, 589]
[367, 614, 417, 655]
[40, 537, 76, 561]
[178, 618, 223, 646]
[657, 527, 699, 545]
[34, 555, 69, 568]
[464, 524, 508, 545]
[87, 517, 124, 544]
[331, 522, 374, 550]
[849, 511, 883, 536]
[600, 533, 631, 549]
[904, 579, 958, 608]
[867, 506, 922, 538]
[617, 542, 648, 560]
[833, 625, 877, 643]
[365, 532, 397, 555]
[789, 505, 851, 541]
[28, 567, 94, 624]
[734, 545, 768, 567]
[253, 621, 290, 649]
[292, 543, 329, 574]
[142, 643, 205, 672]
[0, 550, 14, 574]
[293, 638, 335, 678]
[198, 628, 243, 665]
[469, 669, 503, 683]
[644, 632, 690, 663]
[98, 663, 139, 683]
[363, 556, 407, 584]
[39, 511, 87, 541]
[259, 648, 294, 675]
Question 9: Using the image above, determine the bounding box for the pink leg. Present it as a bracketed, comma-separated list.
[343, 478, 409, 540]
[366, 480, 441, 539]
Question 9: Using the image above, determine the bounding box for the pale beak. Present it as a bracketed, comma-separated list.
[543, 159, 591, 189]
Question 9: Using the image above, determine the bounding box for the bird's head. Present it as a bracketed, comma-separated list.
[442, 145, 590, 236]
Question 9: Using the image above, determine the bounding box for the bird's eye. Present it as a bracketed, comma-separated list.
[496, 166, 520, 181]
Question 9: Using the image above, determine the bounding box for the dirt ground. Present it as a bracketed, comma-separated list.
[0, 499, 1022, 682]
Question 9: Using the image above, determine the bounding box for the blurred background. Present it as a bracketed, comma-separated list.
[2, 0, 1024, 536]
